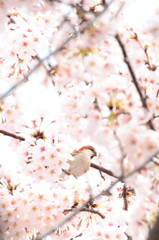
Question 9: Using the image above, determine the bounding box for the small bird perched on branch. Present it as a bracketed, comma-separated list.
[61, 146, 97, 178]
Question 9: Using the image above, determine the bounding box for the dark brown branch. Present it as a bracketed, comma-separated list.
[70, 233, 82, 240]
[151, 159, 159, 166]
[93, 98, 101, 112]
[101, 0, 107, 8]
[115, 34, 155, 130]
[122, 184, 128, 211]
[81, 207, 105, 219]
[0, 130, 25, 141]
[125, 232, 132, 240]
[147, 214, 159, 240]
[119, 186, 135, 211]
[91, 162, 118, 179]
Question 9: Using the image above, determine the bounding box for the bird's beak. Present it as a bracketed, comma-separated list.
[91, 152, 97, 159]
[93, 152, 97, 158]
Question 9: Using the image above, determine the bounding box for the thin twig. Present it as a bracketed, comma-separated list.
[0, 130, 25, 141]
[64, 207, 105, 219]
[81, 207, 105, 219]
[99, 171, 105, 180]
[115, 34, 155, 130]
[113, 130, 126, 178]
[70, 233, 82, 240]
[134, 33, 154, 71]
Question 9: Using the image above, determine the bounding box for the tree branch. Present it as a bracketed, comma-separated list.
[122, 184, 128, 211]
[0, 130, 25, 141]
[91, 162, 118, 179]
[64, 207, 105, 219]
[115, 34, 155, 130]
[81, 207, 105, 219]
[147, 214, 159, 240]
[134, 33, 157, 71]
[93, 98, 101, 112]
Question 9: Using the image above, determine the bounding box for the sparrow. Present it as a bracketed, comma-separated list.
[61, 146, 97, 178]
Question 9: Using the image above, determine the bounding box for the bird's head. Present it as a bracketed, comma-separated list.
[76, 145, 97, 159]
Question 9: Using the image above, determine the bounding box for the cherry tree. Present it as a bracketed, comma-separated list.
[0, 0, 159, 240]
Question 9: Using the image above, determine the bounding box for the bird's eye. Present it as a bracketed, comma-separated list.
[90, 148, 96, 154]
